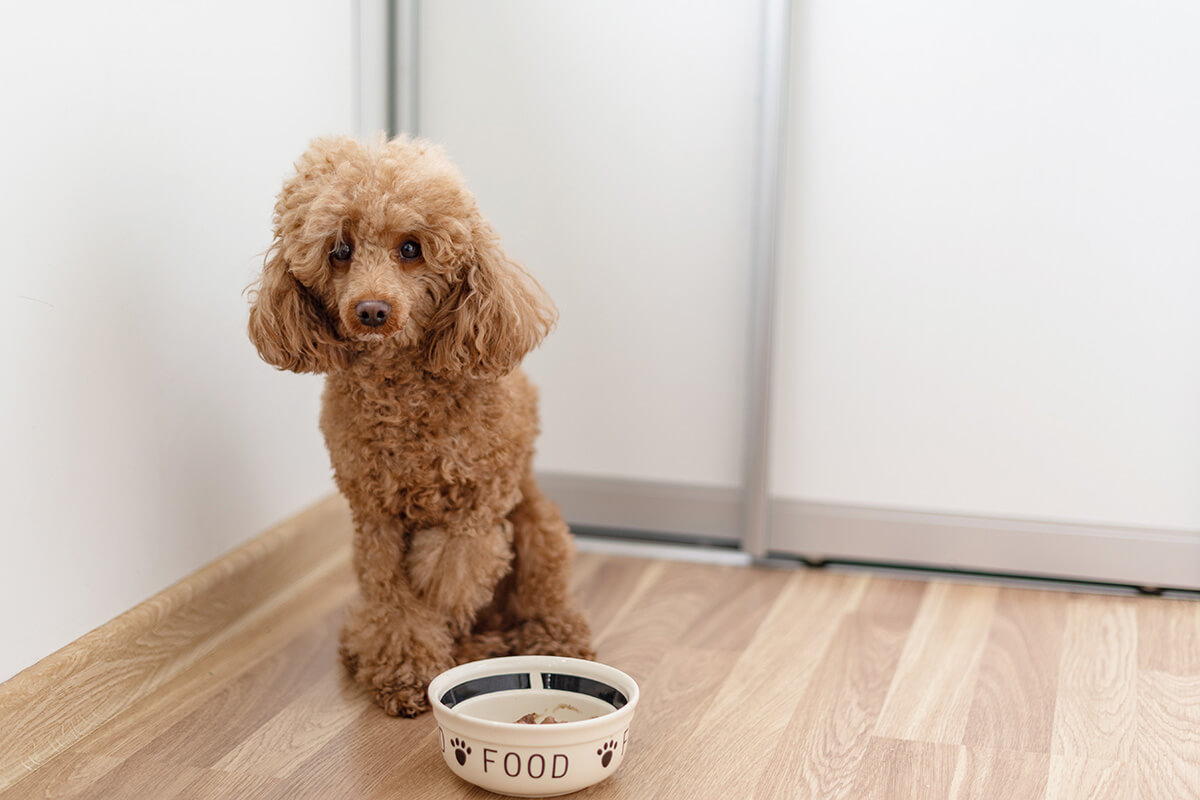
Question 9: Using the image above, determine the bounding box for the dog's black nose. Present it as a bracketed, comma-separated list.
[356, 300, 391, 328]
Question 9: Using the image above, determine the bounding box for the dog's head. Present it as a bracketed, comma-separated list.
[248, 136, 556, 378]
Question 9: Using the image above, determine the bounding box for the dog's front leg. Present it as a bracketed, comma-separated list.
[339, 594, 450, 717]
[405, 516, 514, 633]
[339, 514, 507, 717]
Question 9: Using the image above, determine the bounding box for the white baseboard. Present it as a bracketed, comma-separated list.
[573, 536, 752, 567]
[538, 471, 1200, 590]
[774, 500, 1200, 590]
[537, 472, 741, 544]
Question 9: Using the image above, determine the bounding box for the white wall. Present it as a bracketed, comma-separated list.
[418, 0, 760, 488]
[771, 0, 1200, 530]
[0, 1, 352, 682]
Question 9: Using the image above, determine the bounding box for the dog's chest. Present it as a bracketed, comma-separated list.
[319, 372, 533, 521]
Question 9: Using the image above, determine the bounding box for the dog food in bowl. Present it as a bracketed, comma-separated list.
[428, 656, 639, 798]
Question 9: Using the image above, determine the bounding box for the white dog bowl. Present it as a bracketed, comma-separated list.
[428, 656, 640, 797]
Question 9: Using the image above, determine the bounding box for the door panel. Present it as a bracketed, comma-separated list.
[419, 1, 760, 489]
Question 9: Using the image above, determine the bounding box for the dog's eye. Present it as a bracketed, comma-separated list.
[398, 240, 422, 261]
[330, 241, 353, 264]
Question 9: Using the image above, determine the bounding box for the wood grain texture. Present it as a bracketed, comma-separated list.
[174, 770, 287, 800]
[0, 494, 352, 790]
[676, 565, 791, 652]
[1136, 670, 1200, 798]
[585, 560, 722, 684]
[209, 666, 362, 779]
[1046, 756, 1133, 800]
[261, 704, 425, 799]
[963, 588, 1065, 753]
[1138, 595, 1200, 675]
[753, 579, 926, 800]
[0, 561, 356, 800]
[571, 555, 656, 643]
[576, 647, 740, 799]
[3, 496, 1200, 799]
[874, 583, 999, 744]
[662, 571, 870, 800]
[947, 748, 1049, 800]
[74, 559, 356, 764]
[850, 739, 960, 800]
[1052, 597, 1138, 763]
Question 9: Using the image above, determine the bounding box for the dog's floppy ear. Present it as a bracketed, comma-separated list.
[423, 233, 557, 379]
[247, 245, 347, 374]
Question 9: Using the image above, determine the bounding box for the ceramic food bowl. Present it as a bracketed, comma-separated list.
[428, 656, 640, 797]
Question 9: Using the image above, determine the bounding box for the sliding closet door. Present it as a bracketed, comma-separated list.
[419, 2, 762, 539]
[768, 0, 1200, 586]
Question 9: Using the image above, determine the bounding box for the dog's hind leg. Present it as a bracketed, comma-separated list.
[503, 470, 596, 660]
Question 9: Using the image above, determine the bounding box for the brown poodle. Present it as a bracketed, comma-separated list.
[247, 135, 594, 716]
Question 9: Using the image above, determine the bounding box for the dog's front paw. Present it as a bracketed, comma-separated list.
[374, 680, 432, 717]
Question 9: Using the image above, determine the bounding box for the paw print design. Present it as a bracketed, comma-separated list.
[450, 737, 471, 766]
[597, 739, 617, 768]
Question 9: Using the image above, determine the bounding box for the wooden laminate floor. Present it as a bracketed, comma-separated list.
[4, 544, 1200, 799]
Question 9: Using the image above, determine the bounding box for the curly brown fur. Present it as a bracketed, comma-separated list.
[248, 135, 594, 717]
